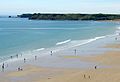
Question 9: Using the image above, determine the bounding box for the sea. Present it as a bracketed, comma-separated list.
[0, 18, 120, 62]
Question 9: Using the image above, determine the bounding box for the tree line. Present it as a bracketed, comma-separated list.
[17, 13, 120, 20]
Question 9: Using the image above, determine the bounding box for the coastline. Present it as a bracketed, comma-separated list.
[0, 18, 120, 82]
[0, 35, 120, 82]
[0, 18, 119, 61]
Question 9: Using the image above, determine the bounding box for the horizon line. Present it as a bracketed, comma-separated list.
[1, 12, 120, 16]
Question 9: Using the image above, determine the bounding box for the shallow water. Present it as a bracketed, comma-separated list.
[0, 18, 119, 62]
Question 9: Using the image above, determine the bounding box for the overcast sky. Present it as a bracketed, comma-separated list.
[0, 0, 120, 15]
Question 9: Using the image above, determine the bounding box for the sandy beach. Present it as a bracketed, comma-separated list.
[1, 0, 120, 82]
[0, 37, 120, 82]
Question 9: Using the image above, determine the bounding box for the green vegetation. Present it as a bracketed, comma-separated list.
[18, 13, 120, 20]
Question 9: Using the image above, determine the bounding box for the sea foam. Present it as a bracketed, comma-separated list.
[33, 48, 45, 52]
[52, 35, 108, 53]
[56, 39, 71, 45]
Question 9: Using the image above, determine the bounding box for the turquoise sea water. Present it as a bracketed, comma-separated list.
[0, 18, 119, 59]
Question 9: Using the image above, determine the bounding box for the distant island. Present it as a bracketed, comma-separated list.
[17, 13, 120, 21]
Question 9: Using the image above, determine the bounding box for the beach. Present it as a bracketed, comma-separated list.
[1, 0, 120, 81]
[0, 18, 120, 82]
[0, 33, 120, 82]
[0, 44, 120, 82]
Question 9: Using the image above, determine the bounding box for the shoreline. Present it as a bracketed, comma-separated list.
[0, 31, 119, 68]
[0, 33, 116, 65]
[0, 37, 120, 82]
[0, 18, 119, 63]
[0, 19, 120, 81]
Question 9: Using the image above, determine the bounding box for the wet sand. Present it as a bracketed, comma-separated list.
[0, 43, 120, 82]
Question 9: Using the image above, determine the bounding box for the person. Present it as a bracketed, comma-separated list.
[84, 74, 86, 79]
[88, 75, 91, 79]
[74, 49, 77, 55]
[50, 51, 53, 56]
[10, 56, 13, 59]
[24, 58, 26, 63]
[18, 67, 20, 71]
[115, 37, 117, 40]
[16, 54, 18, 58]
[18, 67, 23, 71]
[2, 63, 4, 72]
[95, 65, 97, 69]
[35, 56, 37, 60]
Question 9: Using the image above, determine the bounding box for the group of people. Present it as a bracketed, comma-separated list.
[1, 49, 78, 72]
[83, 65, 97, 79]
[18, 67, 23, 71]
[84, 74, 91, 79]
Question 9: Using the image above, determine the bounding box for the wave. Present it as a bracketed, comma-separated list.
[33, 48, 45, 52]
[51, 35, 108, 53]
[71, 36, 106, 48]
[56, 39, 71, 45]
[0, 34, 114, 65]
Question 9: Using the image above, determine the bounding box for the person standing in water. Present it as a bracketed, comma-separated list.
[10, 56, 13, 59]
[16, 54, 18, 58]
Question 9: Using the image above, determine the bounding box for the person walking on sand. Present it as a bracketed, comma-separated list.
[18, 67, 23, 71]
[88, 75, 91, 79]
[74, 49, 77, 55]
[2, 63, 5, 72]
[84, 74, 86, 79]
[18, 67, 20, 71]
[50, 51, 53, 56]
[95, 65, 97, 69]
[24, 58, 26, 63]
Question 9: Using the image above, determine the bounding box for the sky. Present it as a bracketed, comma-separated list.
[0, 0, 120, 15]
